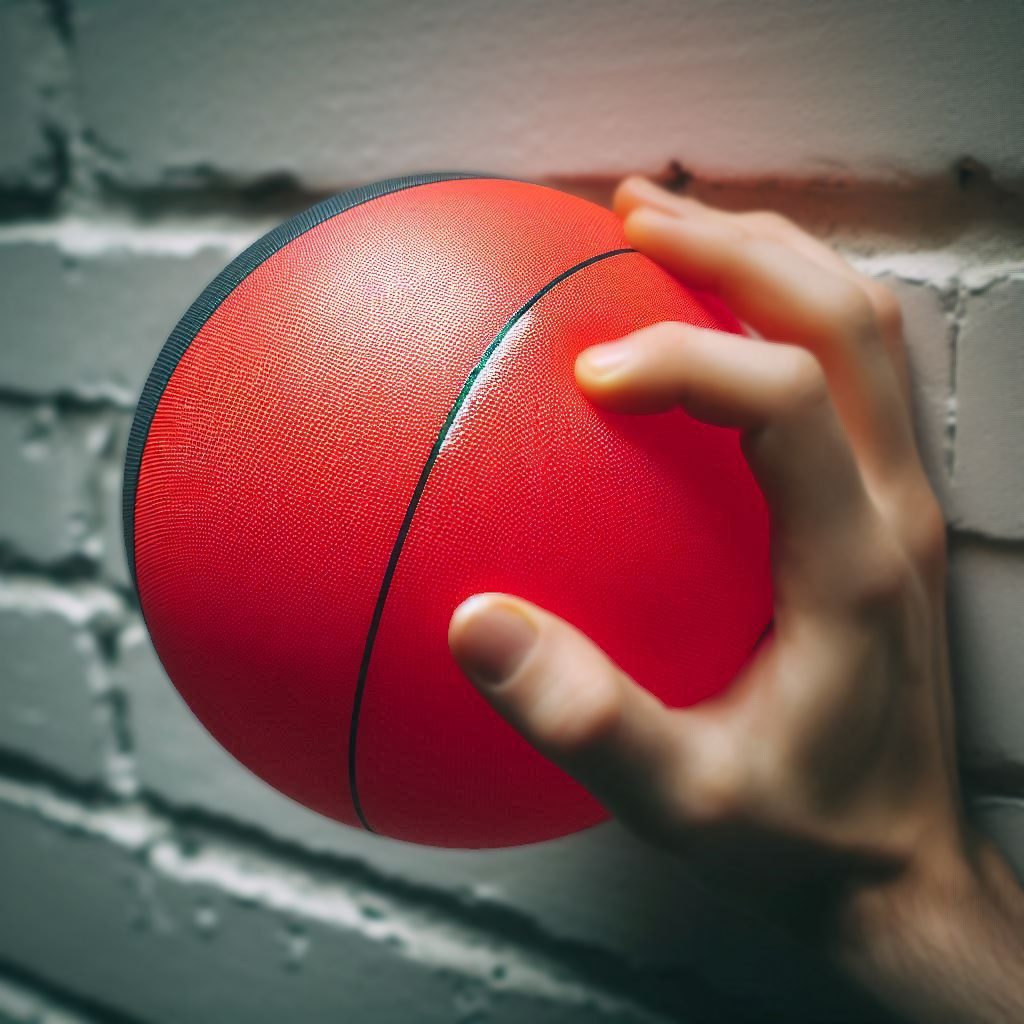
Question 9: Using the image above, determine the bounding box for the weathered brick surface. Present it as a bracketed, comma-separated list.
[0, 980, 94, 1024]
[949, 538, 1024, 775]
[0, 1, 57, 190]
[1, 2, 1023, 1018]
[950, 277, 1024, 538]
[0, 240, 237, 404]
[876, 274, 955, 503]
[975, 798, 1024, 881]
[97, 415, 132, 587]
[0, 405, 108, 565]
[72, 0, 1024, 190]
[0, 781, 667, 1024]
[0, 580, 120, 783]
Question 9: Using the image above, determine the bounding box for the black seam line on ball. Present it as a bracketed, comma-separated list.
[121, 171, 508, 592]
[347, 246, 635, 834]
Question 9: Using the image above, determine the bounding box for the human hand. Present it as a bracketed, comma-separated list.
[448, 177, 1024, 1023]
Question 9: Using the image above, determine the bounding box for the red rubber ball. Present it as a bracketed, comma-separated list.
[124, 174, 772, 849]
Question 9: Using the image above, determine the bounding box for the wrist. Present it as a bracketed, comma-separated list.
[833, 826, 976, 955]
[831, 826, 1024, 1023]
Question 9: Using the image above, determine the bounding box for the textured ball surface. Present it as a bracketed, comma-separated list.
[124, 174, 772, 849]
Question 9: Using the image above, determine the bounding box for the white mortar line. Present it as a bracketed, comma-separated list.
[848, 252, 1024, 289]
[0, 576, 122, 624]
[0, 217, 268, 259]
[0, 972, 104, 1024]
[0, 774, 669, 1022]
[1, 214, 1021, 288]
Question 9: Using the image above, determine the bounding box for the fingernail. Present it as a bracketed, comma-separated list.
[578, 340, 630, 378]
[450, 596, 538, 687]
[631, 175, 669, 196]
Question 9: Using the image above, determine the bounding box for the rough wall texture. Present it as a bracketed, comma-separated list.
[0, 1, 1022, 1021]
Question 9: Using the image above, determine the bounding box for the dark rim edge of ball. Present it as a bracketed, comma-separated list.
[121, 171, 508, 591]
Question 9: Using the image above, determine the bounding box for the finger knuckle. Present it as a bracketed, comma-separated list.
[534, 670, 624, 757]
[826, 280, 878, 342]
[647, 319, 690, 352]
[645, 321, 697, 375]
[778, 348, 829, 413]
[909, 494, 948, 571]
[672, 194, 705, 215]
[866, 279, 904, 337]
[742, 209, 793, 235]
[686, 773, 742, 828]
[851, 536, 915, 611]
[680, 746, 747, 827]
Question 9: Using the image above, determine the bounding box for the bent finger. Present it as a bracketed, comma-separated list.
[614, 175, 909, 394]
[623, 205, 918, 493]
[577, 321, 877, 611]
[448, 593, 697, 834]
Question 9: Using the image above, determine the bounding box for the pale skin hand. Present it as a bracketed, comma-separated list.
[448, 176, 1024, 1023]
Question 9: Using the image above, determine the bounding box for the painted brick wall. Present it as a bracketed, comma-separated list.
[1, 1, 1022, 1021]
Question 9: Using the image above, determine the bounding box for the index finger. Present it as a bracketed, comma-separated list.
[623, 206, 919, 498]
[614, 176, 909, 396]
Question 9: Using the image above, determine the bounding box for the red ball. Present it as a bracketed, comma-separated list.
[124, 174, 771, 849]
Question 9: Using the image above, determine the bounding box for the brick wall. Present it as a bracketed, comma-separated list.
[1, 2, 1022, 1021]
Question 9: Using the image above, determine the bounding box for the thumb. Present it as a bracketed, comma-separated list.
[448, 593, 700, 837]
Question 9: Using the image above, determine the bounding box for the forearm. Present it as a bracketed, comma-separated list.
[834, 834, 1024, 1024]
